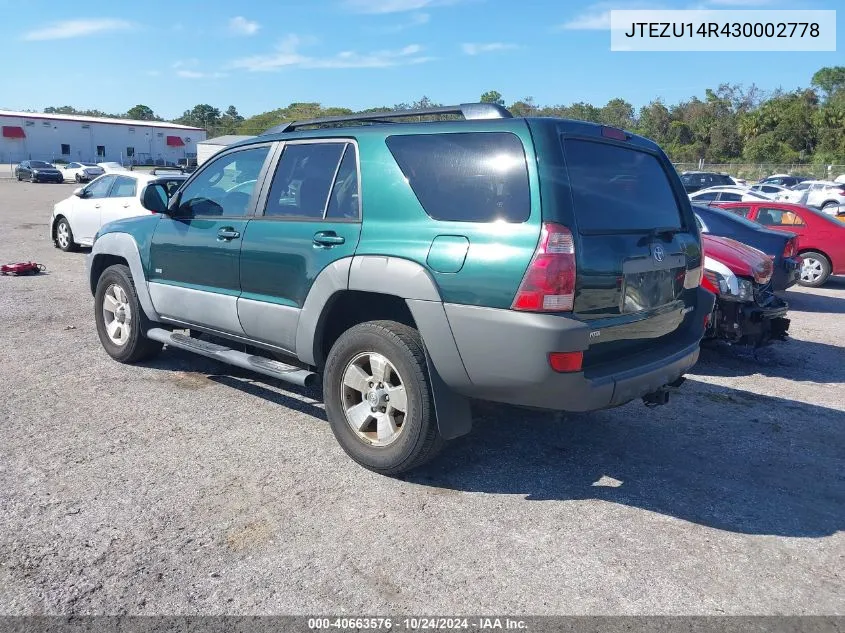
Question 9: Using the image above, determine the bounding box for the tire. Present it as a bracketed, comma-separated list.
[54, 217, 77, 252]
[75, 174, 81, 183]
[798, 251, 832, 288]
[94, 264, 162, 363]
[323, 320, 443, 476]
[30, 174, 37, 183]
[16, 173, 21, 181]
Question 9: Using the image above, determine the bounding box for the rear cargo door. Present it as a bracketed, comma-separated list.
[560, 136, 699, 358]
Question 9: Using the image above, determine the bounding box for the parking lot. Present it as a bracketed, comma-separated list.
[0, 180, 842, 615]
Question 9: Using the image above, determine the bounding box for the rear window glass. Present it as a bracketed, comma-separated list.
[386, 132, 530, 223]
[564, 139, 683, 232]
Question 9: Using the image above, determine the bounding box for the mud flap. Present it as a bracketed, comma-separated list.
[425, 349, 473, 440]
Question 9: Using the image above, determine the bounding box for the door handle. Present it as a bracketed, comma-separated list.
[313, 231, 345, 246]
[217, 227, 241, 241]
[94, 204, 101, 209]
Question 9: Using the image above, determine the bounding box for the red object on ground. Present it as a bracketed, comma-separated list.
[1, 262, 45, 275]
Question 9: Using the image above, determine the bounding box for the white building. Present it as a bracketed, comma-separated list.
[0, 110, 206, 166]
[196, 134, 256, 165]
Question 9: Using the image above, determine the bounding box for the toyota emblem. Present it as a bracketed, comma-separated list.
[653, 245, 665, 262]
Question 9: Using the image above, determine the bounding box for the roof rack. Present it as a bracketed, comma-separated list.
[261, 102, 513, 135]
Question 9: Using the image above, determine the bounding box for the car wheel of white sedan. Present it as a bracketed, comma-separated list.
[54, 218, 77, 252]
[74, 174, 81, 183]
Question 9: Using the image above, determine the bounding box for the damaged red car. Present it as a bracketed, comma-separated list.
[700, 234, 790, 347]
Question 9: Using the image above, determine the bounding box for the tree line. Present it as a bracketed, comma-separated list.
[41, 65, 845, 165]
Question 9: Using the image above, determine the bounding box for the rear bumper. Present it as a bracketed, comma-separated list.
[442, 288, 714, 412]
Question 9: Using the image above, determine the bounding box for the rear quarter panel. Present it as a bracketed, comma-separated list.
[351, 121, 542, 308]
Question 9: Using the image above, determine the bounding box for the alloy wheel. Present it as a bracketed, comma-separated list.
[56, 222, 71, 249]
[340, 352, 408, 447]
[801, 257, 824, 284]
[101, 284, 133, 346]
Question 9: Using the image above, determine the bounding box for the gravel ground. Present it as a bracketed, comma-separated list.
[0, 181, 842, 615]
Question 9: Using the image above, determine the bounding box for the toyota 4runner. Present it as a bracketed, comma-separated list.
[87, 103, 715, 475]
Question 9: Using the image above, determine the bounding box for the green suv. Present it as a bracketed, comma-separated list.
[87, 103, 714, 475]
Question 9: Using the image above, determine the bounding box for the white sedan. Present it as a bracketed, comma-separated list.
[50, 172, 186, 251]
[97, 161, 130, 173]
[688, 186, 773, 204]
[59, 162, 105, 183]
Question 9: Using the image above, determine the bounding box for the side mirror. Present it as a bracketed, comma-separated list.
[73, 187, 85, 197]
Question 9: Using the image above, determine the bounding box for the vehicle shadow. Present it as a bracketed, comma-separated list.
[784, 287, 845, 314]
[406, 380, 844, 537]
[140, 348, 327, 421]
[695, 337, 845, 383]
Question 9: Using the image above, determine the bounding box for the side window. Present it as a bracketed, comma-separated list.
[177, 146, 270, 218]
[730, 206, 751, 218]
[758, 207, 805, 227]
[326, 145, 360, 220]
[110, 176, 137, 198]
[719, 192, 742, 202]
[263, 143, 347, 219]
[386, 132, 530, 223]
[694, 191, 718, 201]
[85, 175, 116, 199]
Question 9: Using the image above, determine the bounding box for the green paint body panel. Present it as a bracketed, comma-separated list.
[239, 217, 361, 308]
[148, 217, 248, 294]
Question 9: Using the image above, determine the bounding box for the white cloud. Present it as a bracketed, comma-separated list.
[172, 58, 199, 69]
[228, 16, 261, 36]
[228, 35, 435, 71]
[22, 18, 134, 41]
[462, 42, 518, 55]
[176, 69, 228, 79]
[380, 12, 431, 32]
[342, 0, 460, 13]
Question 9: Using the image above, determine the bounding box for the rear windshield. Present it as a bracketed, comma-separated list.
[563, 138, 683, 232]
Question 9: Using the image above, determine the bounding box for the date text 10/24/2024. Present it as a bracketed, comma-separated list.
[308, 618, 528, 630]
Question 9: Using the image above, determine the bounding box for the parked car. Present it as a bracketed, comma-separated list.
[758, 174, 809, 188]
[778, 180, 845, 212]
[85, 103, 715, 475]
[693, 203, 800, 292]
[716, 201, 845, 287]
[700, 234, 790, 347]
[60, 162, 105, 183]
[689, 186, 772, 204]
[50, 172, 186, 252]
[14, 160, 64, 183]
[749, 183, 791, 199]
[97, 161, 129, 173]
[679, 171, 735, 193]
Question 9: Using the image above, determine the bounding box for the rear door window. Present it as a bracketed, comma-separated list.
[386, 132, 530, 223]
[562, 139, 683, 232]
[718, 192, 742, 202]
[757, 207, 805, 227]
[110, 176, 137, 198]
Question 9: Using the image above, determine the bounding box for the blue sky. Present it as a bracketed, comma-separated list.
[0, 0, 841, 119]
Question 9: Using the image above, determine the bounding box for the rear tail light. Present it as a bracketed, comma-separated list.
[511, 223, 576, 312]
[783, 237, 797, 258]
[549, 351, 583, 373]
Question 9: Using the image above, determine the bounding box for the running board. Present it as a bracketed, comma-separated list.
[146, 328, 319, 388]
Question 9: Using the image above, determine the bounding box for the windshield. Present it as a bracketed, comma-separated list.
[31, 161, 52, 168]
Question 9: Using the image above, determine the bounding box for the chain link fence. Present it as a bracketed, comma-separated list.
[673, 162, 845, 181]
